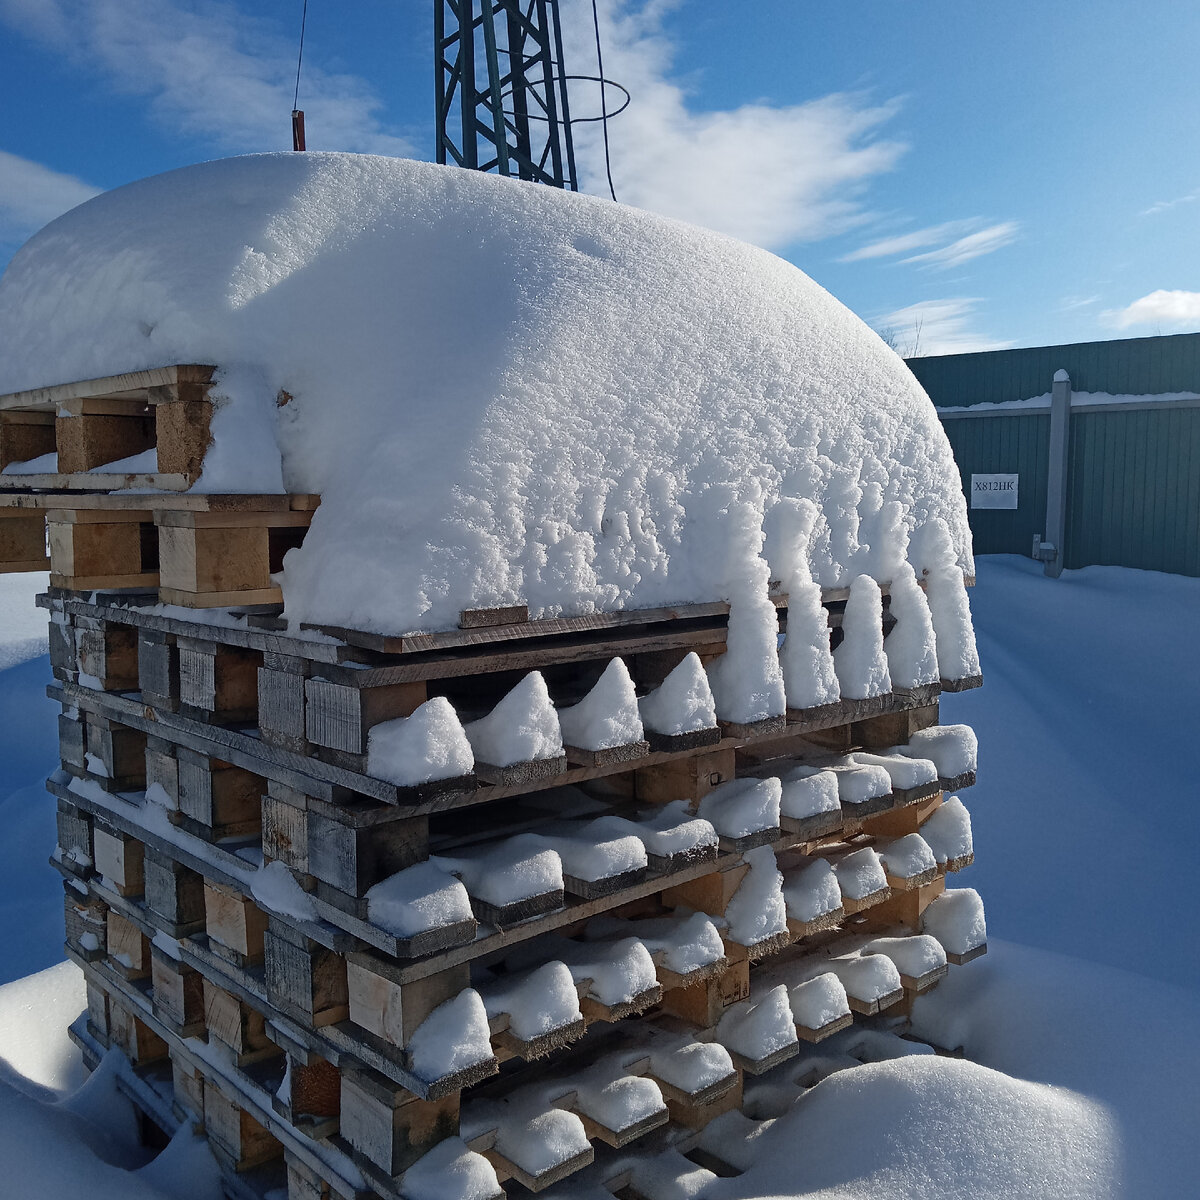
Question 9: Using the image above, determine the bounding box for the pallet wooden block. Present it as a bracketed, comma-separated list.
[262, 784, 310, 873]
[106, 908, 152, 980]
[856, 876, 946, 935]
[49, 616, 76, 678]
[0, 508, 49, 571]
[151, 946, 206, 1035]
[203, 880, 269, 966]
[144, 736, 180, 811]
[138, 629, 180, 711]
[171, 1054, 206, 1121]
[203, 979, 279, 1065]
[259, 664, 311, 753]
[204, 1081, 284, 1172]
[304, 677, 428, 762]
[340, 1066, 460, 1178]
[64, 889, 108, 960]
[345, 956, 469, 1055]
[636, 746, 735, 805]
[306, 810, 428, 902]
[156, 507, 310, 607]
[178, 637, 262, 722]
[48, 510, 158, 591]
[177, 749, 264, 841]
[274, 1054, 341, 1135]
[86, 978, 111, 1043]
[659, 958, 750, 1028]
[58, 711, 87, 773]
[265, 920, 350, 1029]
[153, 389, 213, 479]
[85, 715, 147, 790]
[109, 999, 169, 1067]
[143, 846, 206, 934]
[92, 821, 145, 897]
[56, 799, 94, 877]
[76, 622, 140, 691]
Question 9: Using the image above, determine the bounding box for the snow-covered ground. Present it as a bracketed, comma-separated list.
[1, 556, 1197, 1197]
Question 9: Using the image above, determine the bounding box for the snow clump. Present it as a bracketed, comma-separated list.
[557, 657, 644, 750]
[463, 672, 563, 767]
[637, 653, 717, 736]
[366, 696, 474, 786]
[832, 575, 891, 699]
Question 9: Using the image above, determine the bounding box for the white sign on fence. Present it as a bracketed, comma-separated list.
[971, 473, 1019, 509]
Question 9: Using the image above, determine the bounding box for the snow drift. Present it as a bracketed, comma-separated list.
[0, 152, 971, 634]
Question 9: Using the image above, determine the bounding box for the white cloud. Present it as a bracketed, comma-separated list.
[0, 150, 99, 244]
[558, 0, 905, 249]
[900, 221, 1019, 269]
[875, 298, 1012, 357]
[1105, 290, 1200, 331]
[0, 0, 412, 156]
[1060, 293, 1101, 311]
[1141, 189, 1199, 217]
[840, 220, 976, 262]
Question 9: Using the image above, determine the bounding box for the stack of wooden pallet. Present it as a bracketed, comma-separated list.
[4, 365, 987, 1200]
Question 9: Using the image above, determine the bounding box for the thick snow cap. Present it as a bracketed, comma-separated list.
[0, 152, 972, 634]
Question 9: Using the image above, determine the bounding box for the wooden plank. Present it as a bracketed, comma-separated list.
[0, 471, 190, 491]
[0, 490, 310, 513]
[459, 604, 529, 629]
[158, 585, 281, 608]
[307, 594, 789, 656]
[0, 364, 215, 412]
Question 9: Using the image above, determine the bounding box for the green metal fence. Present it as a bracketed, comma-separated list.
[911, 333, 1200, 577]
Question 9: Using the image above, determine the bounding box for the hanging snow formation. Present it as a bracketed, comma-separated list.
[0, 152, 973, 636]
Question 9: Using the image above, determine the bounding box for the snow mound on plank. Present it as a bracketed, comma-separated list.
[0, 152, 971, 634]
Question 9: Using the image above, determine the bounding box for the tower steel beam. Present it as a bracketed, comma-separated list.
[435, 0, 578, 190]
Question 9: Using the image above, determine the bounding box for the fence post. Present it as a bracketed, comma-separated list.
[1043, 368, 1072, 578]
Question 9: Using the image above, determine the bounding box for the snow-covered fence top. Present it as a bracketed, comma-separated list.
[0, 152, 971, 635]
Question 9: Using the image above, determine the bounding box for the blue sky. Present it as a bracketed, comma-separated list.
[1, 0, 1197, 355]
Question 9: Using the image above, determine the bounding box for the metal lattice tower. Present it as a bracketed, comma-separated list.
[435, 0, 578, 190]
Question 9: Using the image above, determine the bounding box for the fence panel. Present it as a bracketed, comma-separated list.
[1065, 405, 1200, 575]
[940, 413, 1050, 556]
